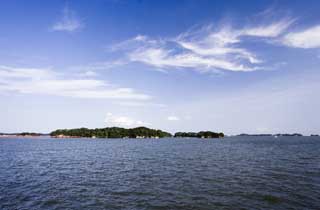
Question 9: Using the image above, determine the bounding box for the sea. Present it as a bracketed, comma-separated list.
[0, 136, 319, 210]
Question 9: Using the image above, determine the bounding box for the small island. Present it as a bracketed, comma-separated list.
[0, 132, 44, 137]
[50, 127, 225, 139]
[174, 131, 224, 138]
[50, 127, 172, 139]
[237, 133, 304, 137]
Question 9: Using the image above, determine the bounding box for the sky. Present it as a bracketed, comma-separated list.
[1, 0, 320, 135]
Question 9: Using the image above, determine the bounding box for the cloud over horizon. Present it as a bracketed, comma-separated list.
[105, 112, 150, 128]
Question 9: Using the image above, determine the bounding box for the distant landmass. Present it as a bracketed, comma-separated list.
[237, 133, 304, 137]
[174, 131, 224, 138]
[50, 127, 172, 138]
[1, 128, 318, 139]
[50, 127, 225, 139]
[0, 132, 45, 137]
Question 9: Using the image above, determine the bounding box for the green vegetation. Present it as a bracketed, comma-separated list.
[18, 132, 42, 136]
[174, 131, 224, 138]
[50, 127, 225, 139]
[0, 132, 42, 136]
[50, 127, 172, 138]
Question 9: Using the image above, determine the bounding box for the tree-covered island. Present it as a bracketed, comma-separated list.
[0, 132, 44, 137]
[50, 127, 172, 138]
[174, 131, 224, 138]
[50, 127, 225, 139]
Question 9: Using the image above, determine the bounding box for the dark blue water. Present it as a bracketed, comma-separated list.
[0, 137, 319, 210]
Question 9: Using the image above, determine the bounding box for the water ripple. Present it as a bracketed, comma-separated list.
[0, 136, 319, 210]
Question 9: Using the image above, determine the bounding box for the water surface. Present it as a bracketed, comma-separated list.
[0, 136, 319, 210]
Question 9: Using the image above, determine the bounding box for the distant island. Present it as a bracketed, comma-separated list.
[237, 133, 304, 137]
[50, 127, 172, 138]
[50, 127, 225, 139]
[174, 131, 224, 138]
[0, 132, 44, 137]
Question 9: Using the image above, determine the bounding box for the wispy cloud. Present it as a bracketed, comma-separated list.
[51, 5, 83, 32]
[281, 25, 320, 48]
[241, 18, 295, 37]
[0, 66, 150, 100]
[112, 17, 295, 73]
[105, 112, 150, 128]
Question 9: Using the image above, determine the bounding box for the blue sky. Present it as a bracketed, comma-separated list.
[1, 0, 320, 134]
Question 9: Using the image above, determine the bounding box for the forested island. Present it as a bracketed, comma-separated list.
[50, 127, 172, 138]
[50, 127, 225, 139]
[0, 132, 44, 137]
[174, 131, 224, 138]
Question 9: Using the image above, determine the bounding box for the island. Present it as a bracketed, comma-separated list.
[274, 133, 303, 137]
[236, 133, 304, 137]
[50, 127, 172, 139]
[174, 131, 224, 138]
[0, 132, 45, 137]
[50, 127, 225, 139]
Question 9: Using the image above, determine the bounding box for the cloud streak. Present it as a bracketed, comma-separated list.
[112, 17, 295, 73]
[0, 66, 150, 100]
[241, 18, 295, 37]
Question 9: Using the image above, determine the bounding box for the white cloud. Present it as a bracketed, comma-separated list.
[282, 25, 320, 48]
[130, 47, 251, 72]
[167, 116, 180, 121]
[0, 66, 150, 100]
[52, 5, 83, 32]
[125, 34, 255, 72]
[241, 18, 295, 37]
[113, 17, 295, 73]
[105, 113, 150, 127]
